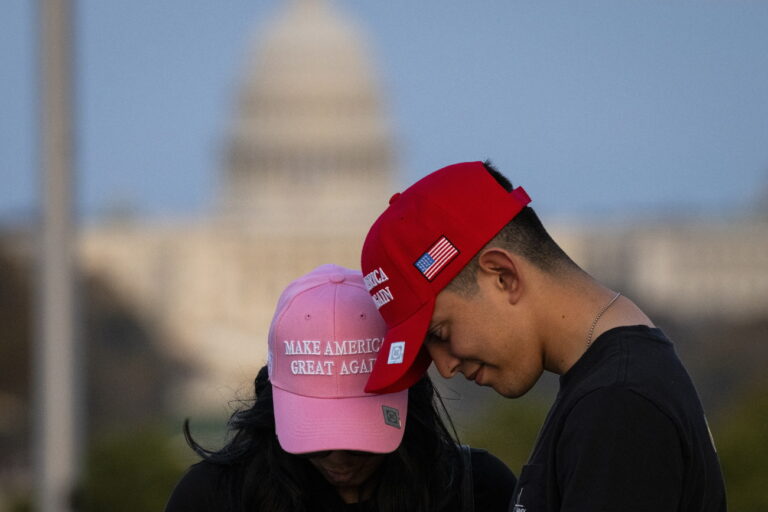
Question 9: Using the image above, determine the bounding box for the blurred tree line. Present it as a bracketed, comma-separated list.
[0, 237, 190, 511]
[2, 234, 767, 510]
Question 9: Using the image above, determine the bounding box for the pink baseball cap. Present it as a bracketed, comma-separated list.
[268, 264, 408, 454]
[361, 161, 531, 394]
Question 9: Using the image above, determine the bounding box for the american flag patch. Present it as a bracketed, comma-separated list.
[414, 236, 459, 281]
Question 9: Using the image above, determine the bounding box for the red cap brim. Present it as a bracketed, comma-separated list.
[364, 299, 435, 394]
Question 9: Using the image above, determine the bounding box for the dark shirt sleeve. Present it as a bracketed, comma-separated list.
[164, 461, 224, 512]
[556, 387, 684, 511]
[470, 448, 518, 512]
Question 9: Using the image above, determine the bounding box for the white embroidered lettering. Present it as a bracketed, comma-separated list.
[363, 267, 389, 291]
[282, 340, 383, 376]
[339, 357, 377, 375]
[283, 340, 321, 355]
[361, 357, 376, 373]
[372, 286, 394, 309]
[322, 339, 382, 356]
[290, 359, 335, 375]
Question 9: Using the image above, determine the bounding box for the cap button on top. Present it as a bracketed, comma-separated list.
[389, 192, 401, 205]
[329, 273, 345, 284]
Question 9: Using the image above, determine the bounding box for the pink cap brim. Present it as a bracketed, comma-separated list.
[364, 299, 435, 394]
[273, 385, 408, 454]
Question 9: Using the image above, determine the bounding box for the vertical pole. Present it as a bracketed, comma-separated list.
[36, 0, 79, 510]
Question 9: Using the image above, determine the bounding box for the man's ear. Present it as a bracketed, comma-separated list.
[477, 248, 523, 304]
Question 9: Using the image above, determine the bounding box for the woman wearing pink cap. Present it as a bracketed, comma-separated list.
[165, 264, 516, 511]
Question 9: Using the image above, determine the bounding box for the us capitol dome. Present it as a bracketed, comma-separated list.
[81, 0, 396, 416]
[220, 0, 393, 232]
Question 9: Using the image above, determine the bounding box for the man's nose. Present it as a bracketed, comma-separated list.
[425, 343, 460, 379]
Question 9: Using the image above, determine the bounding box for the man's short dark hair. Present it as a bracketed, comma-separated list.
[447, 161, 576, 295]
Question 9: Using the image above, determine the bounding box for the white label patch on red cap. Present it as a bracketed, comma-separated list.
[387, 342, 405, 364]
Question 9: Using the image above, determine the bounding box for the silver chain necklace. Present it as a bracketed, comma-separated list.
[586, 292, 621, 346]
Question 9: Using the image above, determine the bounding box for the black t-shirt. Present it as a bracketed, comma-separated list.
[511, 326, 726, 512]
[165, 447, 516, 511]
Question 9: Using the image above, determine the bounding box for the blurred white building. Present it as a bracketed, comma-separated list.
[80, 0, 395, 416]
[553, 218, 768, 321]
[77, 0, 768, 418]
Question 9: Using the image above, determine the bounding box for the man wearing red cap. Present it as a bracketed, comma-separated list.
[360, 161, 726, 511]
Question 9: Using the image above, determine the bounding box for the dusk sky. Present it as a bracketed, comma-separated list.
[3, 0, 768, 224]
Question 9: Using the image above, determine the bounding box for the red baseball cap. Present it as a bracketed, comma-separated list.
[361, 161, 531, 393]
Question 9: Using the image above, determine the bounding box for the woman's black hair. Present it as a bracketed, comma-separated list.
[184, 365, 463, 512]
